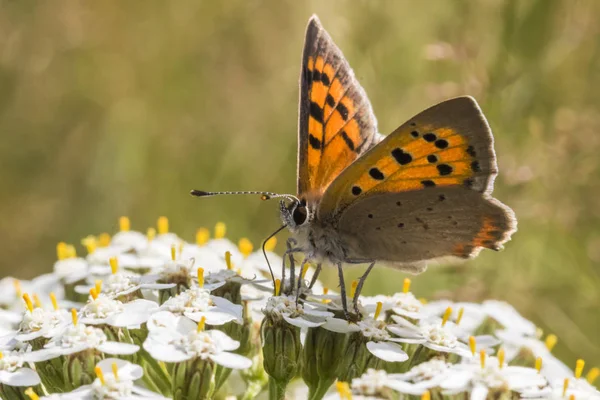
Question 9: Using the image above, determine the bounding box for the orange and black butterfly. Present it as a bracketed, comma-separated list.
[194, 15, 516, 315]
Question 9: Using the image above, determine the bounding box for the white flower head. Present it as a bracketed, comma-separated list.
[322, 305, 409, 363]
[16, 307, 71, 342]
[263, 295, 333, 329]
[79, 293, 158, 328]
[144, 317, 251, 369]
[159, 286, 242, 325]
[0, 350, 41, 387]
[385, 358, 454, 395]
[389, 314, 472, 357]
[441, 352, 547, 399]
[25, 321, 139, 362]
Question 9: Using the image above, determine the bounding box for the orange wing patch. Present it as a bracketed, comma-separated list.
[298, 18, 378, 197]
[319, 97, 498, 218]
[453, 215, 508, 258]
[348, 127, 478, 197]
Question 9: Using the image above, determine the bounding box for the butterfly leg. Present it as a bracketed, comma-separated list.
[352, 262, 376, 316]
[308, 263, 322, 289]
[336, 263, 351, 320]
[282, 238, 302, 295]
[295, 258, 310, 304]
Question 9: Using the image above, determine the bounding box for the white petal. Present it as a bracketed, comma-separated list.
[283, 314, 324, 329]
[471, 384, 489, 400]
[209, 352, 252, 369]
[143, 340, 191, 363]
[388, 337, 426, 344]
[97, 341, 139, 355]
[24, 348, 61, 362]
[0, 368, 40, 386]
[96, 358, 143, 381]
[108, 300, 158, 327]
[385, 380, 433, 395]
[366, 341, 408, 362]
[321, 318, 360, 333]
[185, 310, 238, 326]
[207, 330, 240, 352]
[387, 326, 423, 339]
[140, 283, 177, 290]
[440, 370, 473, 390]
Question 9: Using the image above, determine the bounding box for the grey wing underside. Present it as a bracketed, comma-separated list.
[338, 186, 516, 272]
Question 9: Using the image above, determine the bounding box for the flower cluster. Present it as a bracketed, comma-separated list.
[0, 217, 597, 400]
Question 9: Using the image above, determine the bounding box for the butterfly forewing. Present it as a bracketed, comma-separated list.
[297, 16, 378, 198]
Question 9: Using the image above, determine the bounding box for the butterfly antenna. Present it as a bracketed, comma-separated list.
[262, 224, 288, 288]
[190, 189, 299, 204]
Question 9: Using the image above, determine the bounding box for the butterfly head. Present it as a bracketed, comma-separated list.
[280, 198, 310, 231]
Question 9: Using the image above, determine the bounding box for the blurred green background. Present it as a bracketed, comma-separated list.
[1, 0, 599, 374]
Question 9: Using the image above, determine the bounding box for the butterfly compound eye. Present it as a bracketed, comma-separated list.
[292, 205, 308, 225]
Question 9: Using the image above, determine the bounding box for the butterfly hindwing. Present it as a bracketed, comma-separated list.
[338, 187, 515, 264]
[319, 96, 516, 261]
[298, 16, 378, 198]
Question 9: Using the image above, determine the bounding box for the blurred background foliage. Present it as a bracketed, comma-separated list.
[1, 0, 599, 374]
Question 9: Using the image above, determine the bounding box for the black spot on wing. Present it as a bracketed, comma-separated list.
[325, 94, 335, 108]
[391, 148, 412, 165]
[308, 134, 321, 149]
[337, 102, 349, 120]
[368, 168, 384, 180]
[310, 101, 324, 123]
[437, 164, 453, 176]
[351, 186, 362, 195]
[434, 139, 449, 149]
[423, 133, 437, 142]
[340, 130, 355, 151]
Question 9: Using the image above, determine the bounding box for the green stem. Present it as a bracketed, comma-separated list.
[308, 379, 334, 400]
[268, 378, 287, 400]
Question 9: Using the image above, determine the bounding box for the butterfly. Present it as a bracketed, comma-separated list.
[193, 15, 516, 317]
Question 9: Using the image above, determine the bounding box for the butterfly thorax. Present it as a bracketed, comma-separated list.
[281, 200, 353, 263]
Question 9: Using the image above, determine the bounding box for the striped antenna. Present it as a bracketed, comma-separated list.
[190, 189, 299, 204]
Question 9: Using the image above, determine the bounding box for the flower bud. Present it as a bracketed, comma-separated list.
[172, 358, 215, 400]
[336, 332, 382, 382]
[261, 314, 302, 395]
[302, 326, 350, 399]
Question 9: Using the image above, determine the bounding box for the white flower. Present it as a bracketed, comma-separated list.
[79, 294, 158, 327]
[322, 316, 409, 363]
[422, 300, 487, 334]
[440, 355, 547, 399]
[481, 300, 537, 337]
[16, 307, 71, 341]
[158, 286, 242, 325]
[25, 323, 139, 362]
[111, 229, 148, 253]
[0, 350, 40, 387]
[66, 358, 169, 400]
[53, 257, 89, 284]
[363, 292, 423, 320]
[389, 316, 472, 357]
[521, 376, 600, 400]
[383, 358, 454, 395]
[263, 295, 333, 329]
[77, 272, 176, 298]
[495, 329, 572, 381]
[143, 317, 251, 369]
[351, 368, 398, 396]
